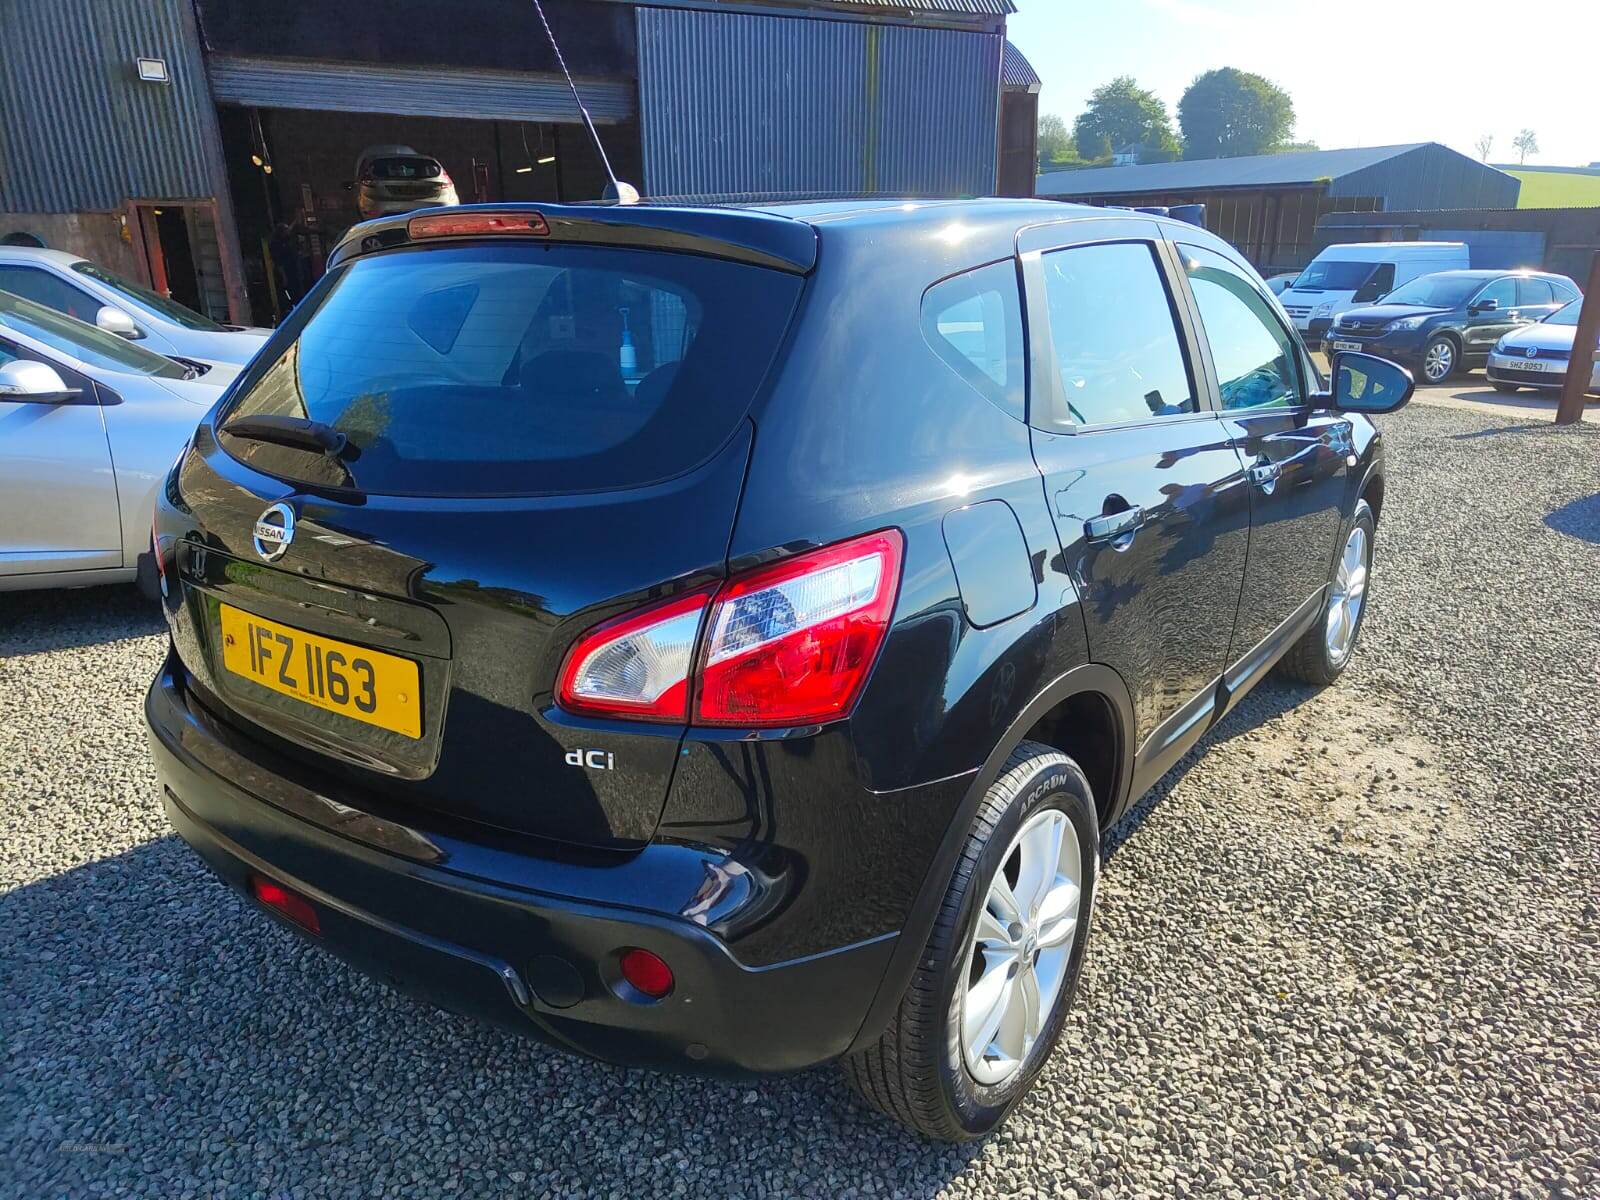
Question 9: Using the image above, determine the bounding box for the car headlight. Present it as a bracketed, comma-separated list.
[1387, 316, 1425, 332]
[1313, 303, 1334, 317]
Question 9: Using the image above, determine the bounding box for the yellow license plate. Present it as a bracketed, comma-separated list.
[219, 603, 422, 738]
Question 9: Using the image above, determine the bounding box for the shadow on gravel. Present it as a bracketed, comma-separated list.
[1545, 492, 1600, 544]
[3, 837, 986, 1197]
[0, 584, 163, 658]
[1105, 678, 1319, 860]
[1447, 422, 1560, 439]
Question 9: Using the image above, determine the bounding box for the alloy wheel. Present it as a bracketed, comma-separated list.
[1325, 524, 1370, 664]
[959, 808, 1082, 1087]
[1423, 340, 1454, 383]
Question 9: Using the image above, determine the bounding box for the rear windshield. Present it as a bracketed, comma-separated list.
[218, 242, 802, 496]
[368, 157, 442, 180]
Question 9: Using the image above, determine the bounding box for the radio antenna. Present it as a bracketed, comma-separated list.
[528, 0, 639, 203]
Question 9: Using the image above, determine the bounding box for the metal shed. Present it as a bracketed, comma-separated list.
[1037, 143, 1522, 273]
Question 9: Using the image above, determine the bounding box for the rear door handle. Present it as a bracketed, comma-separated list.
[1084, 505, 1145, 544]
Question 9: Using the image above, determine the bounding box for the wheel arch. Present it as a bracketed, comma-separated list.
[843, 662, 1135, 1056]
[1359, 467, 1385, 523]
[1427, 326, 1464, 363]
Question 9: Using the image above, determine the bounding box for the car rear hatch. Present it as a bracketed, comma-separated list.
[162, 204, 815, 850]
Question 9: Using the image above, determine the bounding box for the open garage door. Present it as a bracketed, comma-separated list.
[207, 56, 634, 125]
[209, 63, 641, 324]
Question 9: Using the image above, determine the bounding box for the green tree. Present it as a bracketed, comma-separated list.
[1037, 113, 1077, 171]
[1072, 76, 1179, 163]
[1512, 128, 1539, 164]
[1177, 68, 1295, 159]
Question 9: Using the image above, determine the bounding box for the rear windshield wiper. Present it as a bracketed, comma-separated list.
[222, 414, 350, 458]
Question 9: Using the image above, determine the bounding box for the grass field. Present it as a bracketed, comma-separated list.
[1506, 169, 1600, 208]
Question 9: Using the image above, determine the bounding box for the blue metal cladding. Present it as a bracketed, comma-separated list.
[1330, 144, 1521, 211]
[636, 8, 1001, 198]
[1001, 40, 1041, 91]
[0, 0, 214, 212]
[205, 57, 637, 125]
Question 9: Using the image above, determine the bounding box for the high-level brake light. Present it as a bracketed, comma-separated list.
[406, 211, 550, 239]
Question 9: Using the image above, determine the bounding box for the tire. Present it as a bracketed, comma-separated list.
[842, 741, 1099, 1141]
[1278, 498, 1375, 686]
[1420, 336, 1458, 384]
[1492, 381, 1520, 394]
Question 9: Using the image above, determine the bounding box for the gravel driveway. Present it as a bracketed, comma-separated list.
[4, 402, 1598, 1198]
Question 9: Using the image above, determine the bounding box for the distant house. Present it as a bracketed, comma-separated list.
[1111, 144, 1144, 166]
[1037, 142, 1520, 273]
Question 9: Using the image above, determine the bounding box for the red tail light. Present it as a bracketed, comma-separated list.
[696, 531, 902, 727]
[556, 530, 903, 729]
[557, 589, 713, 722]
[407, 211, 548, 239]
[248, 874, 320, 935]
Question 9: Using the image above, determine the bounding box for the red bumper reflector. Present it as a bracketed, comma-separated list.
[618, 948, 674, 999]
[248, 873, 320, 935]
[407, 211, 549, 239]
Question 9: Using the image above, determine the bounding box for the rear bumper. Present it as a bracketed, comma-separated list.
[145, 649, 895, 1075]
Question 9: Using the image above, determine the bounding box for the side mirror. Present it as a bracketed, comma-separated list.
[1469, 298, 1498, 314]
[0, 359, 79, 403]
[96, 305, 143, 339]
[1322, 352, 1413, 415]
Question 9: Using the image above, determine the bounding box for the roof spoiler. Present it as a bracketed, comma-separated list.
[326, 203, 819, 275]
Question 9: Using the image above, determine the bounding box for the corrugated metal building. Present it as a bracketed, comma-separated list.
[1, 0, 1019, 324]
[0, 0, 245, 317]
[1037, 143, 1522, 274]
[1318, 206, 1600, 282]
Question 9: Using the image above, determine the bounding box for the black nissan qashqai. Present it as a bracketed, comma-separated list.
[146, 199, 1411, 1141]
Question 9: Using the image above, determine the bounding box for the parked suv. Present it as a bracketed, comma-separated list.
[1329, 269, 1579, 384]
[145, 200, 1410, 1141]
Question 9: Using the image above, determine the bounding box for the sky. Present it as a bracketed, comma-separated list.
[1007, 0, 1597, 168]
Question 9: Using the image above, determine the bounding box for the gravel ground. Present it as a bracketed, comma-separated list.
[4, 401, 1599, 1198]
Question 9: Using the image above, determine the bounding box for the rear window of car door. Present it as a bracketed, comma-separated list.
[1180, 245, 1304, 411]
[1517, 277, 1554, 307]
[1036, 241, 1196, 427]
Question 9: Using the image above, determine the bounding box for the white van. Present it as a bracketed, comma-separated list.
[1279, 242, 1470, 345]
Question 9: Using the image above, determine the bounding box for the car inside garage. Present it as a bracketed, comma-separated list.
[216, 105, 641, 324]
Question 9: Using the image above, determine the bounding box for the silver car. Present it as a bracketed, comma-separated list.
[354, 145, 459, 220]
[1487, 300, 1600, 395]
[0, 246, 270, 367]
[0, 291, 228, 593]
